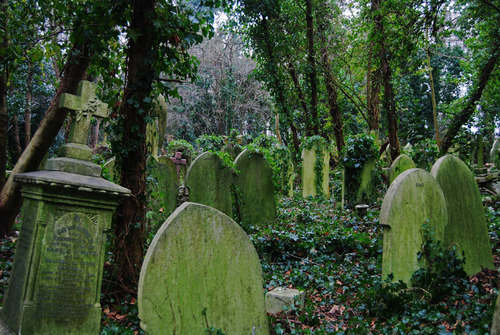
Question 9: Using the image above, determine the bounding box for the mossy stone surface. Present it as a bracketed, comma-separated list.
[138, 202, 269, 334]
[389, 154, 416, 185]
[301, 147, 329, 198]
[147, 156, 179, 223]
[431, 155, 494, 275]
[233, 150, 276, 225]
[185, 151, 233, 217]
[380, 168, 447, 284]
[491, 139, 500, 167]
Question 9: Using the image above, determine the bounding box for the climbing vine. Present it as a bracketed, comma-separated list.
[301, 136, 331, 197]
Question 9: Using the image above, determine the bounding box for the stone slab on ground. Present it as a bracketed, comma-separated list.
[265, 287, 305, 314]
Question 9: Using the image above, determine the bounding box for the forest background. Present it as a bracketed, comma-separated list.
[0, 0, 499, 295]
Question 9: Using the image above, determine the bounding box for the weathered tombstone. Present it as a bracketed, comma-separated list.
[169, 151, 187, 183]
[102, 157, 116, 182]
[380, 168, 447, 284]
[389, 154, 416, 184]
[185, 151, 233, 217]
[431, 155, 494, 275]
[491, 139, 500, 167]
[234, 150, 276, 226]
[475, 134, 487, 174]
[492, 294, 500, 335]
[272, 146, 294, 197]
[147, 155, 179, 224]
[301, 145, 329, 198]
[138, 202, 269, 334]
[1, 81, 131, 334]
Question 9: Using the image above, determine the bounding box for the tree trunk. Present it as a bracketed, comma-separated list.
[305, 0, 319, 135]
[0, 41, 91, 235]
[426, 27, 440, 149]
[440, 35, 500, 153]
[288, 62, 313, 135]
[113, 0, 156, 292]
[366, 42, 381, 131]
[24, 58, 33, 148]
[8, 114, 22, 164]
[0, 0, 9, 195]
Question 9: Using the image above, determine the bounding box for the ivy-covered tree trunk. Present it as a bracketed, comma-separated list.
[113, 0, 156, 291]
[0, 0, 9, 196]
[0, 40, 91, 235]
[305, 0, 319, 135]
[366, 41, 381, 132]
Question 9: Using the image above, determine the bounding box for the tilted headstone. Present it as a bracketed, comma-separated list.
[185, 151, 233, 217]
[431, 155, 494, 275]
[1, 81, 131, 334]
[491, 139, 500, 167]
[147, 155, 179, 223]
[380, 168, 447, 284]
[138, 202, 269, 334]
[301, 146, 329, 198]
[233, 150, 276, 226]
[389, 154, 416, 184]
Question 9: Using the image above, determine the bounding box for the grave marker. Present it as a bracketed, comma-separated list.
[301, 145, 329, 198]
[389, 154, 416, 185]
[185, 151, 233, 217]
[169, 151, 187, 182]
[233, 150, 276, 226]
[147, 156, 179, 223]
[491, 139, 500, 167]
[138, 202, 269, 334]
[431, 155, 494, 274]
[1, 81, 130, 334]
[380, 168, 447, 284]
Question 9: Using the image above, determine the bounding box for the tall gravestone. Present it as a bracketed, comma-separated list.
[1, 81, 130, 334]
[138, 202, 269, 334]
[147, 155, 179, 224]
[380, 168, 447, 284]
[431, 155, 494, 274]
[233, 150, 276, 226]
[185, 151, 233, 217]
[491, 139, 500, 168]
[389, 154, 416, 185]
[301, 146, 329, 198]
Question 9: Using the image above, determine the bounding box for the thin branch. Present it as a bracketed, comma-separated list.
[479, 0, 500, 12]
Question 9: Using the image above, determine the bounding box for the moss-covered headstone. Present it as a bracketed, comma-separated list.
[138, 202, 269, 334]
[431, 155, 494, 275]
[389, 154, 416, 185]
[380, 168, 447, 284]
[233, 150, 276, 226]
[491, 139, 500, 168]
[185, 151, 233, 217]
[301, 143, 329, 198]
[1, 81, 131, 334]
[147, 156, 179, 224]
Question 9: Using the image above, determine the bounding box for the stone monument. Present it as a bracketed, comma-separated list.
[389, 154, 416, 185]
[301, 145, 329, 198]
[1, 81, 130, 334]
[138, 202, 269, 334]
[185, 151, 233, 217]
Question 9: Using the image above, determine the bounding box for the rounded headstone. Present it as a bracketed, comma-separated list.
[138, 202, 269, 334]
[234, 150, 276, 226]
[147, 156, 179, 221]
[380, 168, 447, 284]
[431, 155, 494, 274]
[389, 154, 416, 184]
[185, 151, 233, 217]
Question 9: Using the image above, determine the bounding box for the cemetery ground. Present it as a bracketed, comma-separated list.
[1, 189, 499, 334]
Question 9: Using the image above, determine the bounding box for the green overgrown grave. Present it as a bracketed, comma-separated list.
[138, 202, 269, 334]
[301, 136, 330, 198]
[272, 145, 294, 197]
[430, 155, 494, 275]
[342, 134, 379, 206]
[389, 154, 416, 184]
[380, 168, 448, 284]
[185, 151, 233, 217]
[233, 149, 276, 226]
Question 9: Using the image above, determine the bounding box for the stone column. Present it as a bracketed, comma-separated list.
[1, 81, 130, 334]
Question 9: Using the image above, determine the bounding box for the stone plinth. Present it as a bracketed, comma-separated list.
[1, 171, 129, 334]
[265, 287, 305, 314]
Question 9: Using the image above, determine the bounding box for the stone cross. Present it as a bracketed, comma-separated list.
[60, 81, 108, 146]
[169, 152, 186, 180]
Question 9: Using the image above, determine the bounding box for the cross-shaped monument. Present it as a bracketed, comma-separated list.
[170, 152, 186, 181]
[58, 81, 108, 161]
[45, 81, 108, 177]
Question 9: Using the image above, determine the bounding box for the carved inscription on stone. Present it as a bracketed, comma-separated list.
[34, 212, 98, 322]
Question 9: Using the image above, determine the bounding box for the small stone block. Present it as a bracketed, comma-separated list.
[265, 287, 304, 314]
